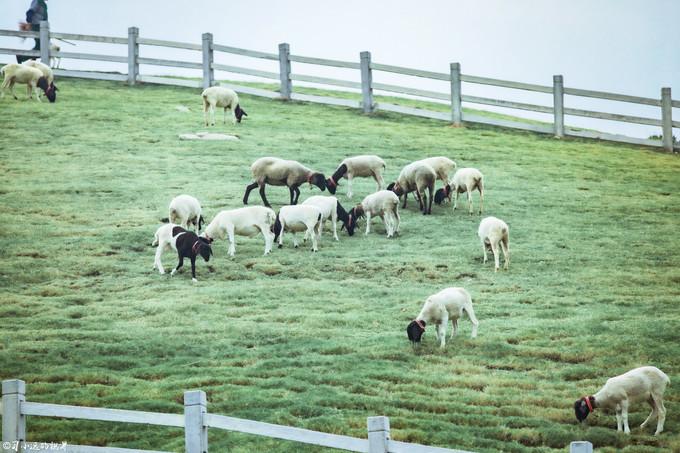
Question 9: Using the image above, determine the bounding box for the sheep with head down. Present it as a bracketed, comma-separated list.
[1, 63, 55, 102]
[325, 154, 386, 199]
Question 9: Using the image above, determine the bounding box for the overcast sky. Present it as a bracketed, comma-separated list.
[2, 0, 678, 138]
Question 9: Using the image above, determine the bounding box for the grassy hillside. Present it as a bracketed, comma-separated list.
[0, 78, 679, 453]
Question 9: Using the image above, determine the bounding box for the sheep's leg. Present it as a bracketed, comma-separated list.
[402, 193, 408, 209]
[261, 227, 274, 255]
[203, 101, 210, 126]
[209, 104, 216, 126]
[640, 399, 658, 430]
[154, 245, 166, 274]
[227, 225, 236, 256]
[615, 405, 623, 432]
[393, 205, 400, 234]
[243, 182, 259, 205]
[415, 189, 424, 213]
[346, 175, 353, 198]
[190, 256, 198, 283]
[651, 393, 666, 435]
[621, 400, 631, 434]
[437, 315, 448, 348]
[277, 221, 285, 248]
[292, 232, 299, 248]
[451, 319, 458, 338]
[171, 256, 184, 276]
[373, 171, 384, 191]
[310, 224, 319, 252]
[427, 184, 433, 215]
[364, 212, 372, 235]
[467, 190, 474, 215]
[500, 238, 510, 270]
[331, 210, 339, 241]
[230, 107, 236, 125]
[223, 107, 228, 125]
[383, 213, 393, 238]
[258, 183, 272, 208]
[481, 239, 489, 264]
[453, 190, 460, 212]
[491, 241, 501, 272]
[478, 187, 484, 214]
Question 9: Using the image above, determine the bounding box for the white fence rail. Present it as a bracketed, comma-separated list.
[0, 21, 677, 152]
[2, 379, 479, 453]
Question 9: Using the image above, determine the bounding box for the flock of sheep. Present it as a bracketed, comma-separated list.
[150, 85, 672, 439]
[0, 59, 57, 102]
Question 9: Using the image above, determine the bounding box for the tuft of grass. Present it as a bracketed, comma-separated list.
[0, 78, 679, 452]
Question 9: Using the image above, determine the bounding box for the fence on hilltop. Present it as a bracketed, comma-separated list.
[0, 22, 677, 153]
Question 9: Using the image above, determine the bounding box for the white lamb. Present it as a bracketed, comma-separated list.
[301, 195, 351, 241]
[326, 155, 386, 199]
[151, 223, 181, 274]
[437, 167, 484, 214]
[388, 161, 437, 215]
[1, 63, 50, 102]
[168, 195, 203, 233]
[574, 366, 670, 435]
[478, 216, 509, 272]
[347, 190, 400, 237]
[202, 206, 276, 256]
[201, 86, 247, 126]
[274, 205, 324, 252]
[406, 287, 479, 348]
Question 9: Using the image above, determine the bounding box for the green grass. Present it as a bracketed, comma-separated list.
[1, 78, 679, 453]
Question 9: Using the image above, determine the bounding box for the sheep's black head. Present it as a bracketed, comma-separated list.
[309, 173, 327, 192]
[388, 181, 404, 197]
[325, 177, 338, 195]
[194, 238, 213, 262]
[37, 77, 57, 103]
[406, 320, 426, 344]
[235, 104, 247, 123]
[273, 214, 282, 244]
[574, 396, 595, 423]
[343, 208, 357, 236]
[434, 185, 450, 205]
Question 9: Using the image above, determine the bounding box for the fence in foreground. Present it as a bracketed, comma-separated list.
[0, 22, 677, 152]
[1, 379, 595, 453]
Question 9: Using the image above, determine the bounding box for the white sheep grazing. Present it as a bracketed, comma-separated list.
[202, 206, 276, 256]
[244, 157, 327, 207]
[22, 59, 54, 84]
[389, 161, 437, 215]
[406, 287, 479, 348]
[274, 205, 324, 252]
[301, 195, 351, 241]
[440, 167, 484, 214]
[201, 86, 247, 126]
[347, 190, 400, 237]
[575, 366, 670, 435]
[326, 155, 386, 199]
[168, 195, 203, 233]
[478, 216, 509, 272]
[152, 223, 182, 274]
[0, 63, 50, 102]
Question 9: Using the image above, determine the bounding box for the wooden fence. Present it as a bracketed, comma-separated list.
[1, 379, 594, 453]
[0, 22, 677, 152]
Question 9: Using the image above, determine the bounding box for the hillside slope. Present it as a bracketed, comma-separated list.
[0, 79, 679, 452]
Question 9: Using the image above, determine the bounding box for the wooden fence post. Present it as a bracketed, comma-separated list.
[127, 27, 139, 86]
[661, 87, 673, 152]
[2, 380, 26, 453]
[367, 416, 389, 453]
[278, 43, 292, 100]
[184, 390, 208, 453]
[39, 20, 50, 64]
[553, 75, 565, 138]
[360, 51, 374, 114]
[202, 33, 214, 89]
[569, 441, 593, 453]
[450, 62, 462, 126]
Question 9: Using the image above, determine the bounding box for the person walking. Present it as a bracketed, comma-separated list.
[17, 0, 48, 63]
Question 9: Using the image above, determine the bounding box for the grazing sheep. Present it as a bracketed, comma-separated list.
[202, 206, 276, 256]
[201, 86, 247, 126]
[435, 168, 484, 214]
[326, 155, 386, 199]
[152, 224, 212, 282]
[22, 59, 57, 102]
[406, 287, 479, 349]
[168, 195, 204, 233]
[1, 63, 53, 102]
[273, 205, 323, 252]
[243, 157, 327, 207]
[574, 366, 670, 435]
[301, 195, 351, 241]
[346, 190, 400, 237]
[478, 216, 509, 272]
[388, 161, 436, 215]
